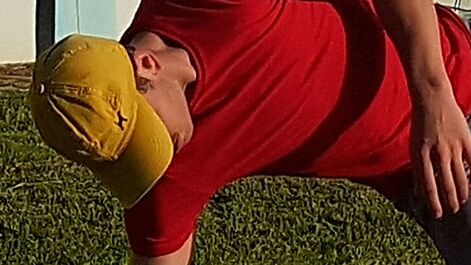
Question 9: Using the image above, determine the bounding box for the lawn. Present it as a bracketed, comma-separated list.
[0, 89, 445, 264]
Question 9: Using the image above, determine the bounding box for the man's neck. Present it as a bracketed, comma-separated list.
[128, 31, 196, 152]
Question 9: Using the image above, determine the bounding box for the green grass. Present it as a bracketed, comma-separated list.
[0, 91, 445, 264]
[1, 91, 128, 264]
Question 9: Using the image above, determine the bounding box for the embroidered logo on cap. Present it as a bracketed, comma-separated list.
[116, 110, 128, 130]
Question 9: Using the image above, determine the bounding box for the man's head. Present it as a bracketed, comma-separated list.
[125, 31, 197, 152]
[125, 31, 196, 93]
[28, 34, 174, 208]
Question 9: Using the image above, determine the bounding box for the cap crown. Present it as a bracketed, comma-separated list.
[29, 34, 138, 163]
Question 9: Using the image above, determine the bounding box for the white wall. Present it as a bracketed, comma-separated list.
[436, 0, 471, 7]
[116, 0, 141, 39]
[0, 0, 140, 64]
[55, 0, 140, 41]
[0, 0, 467, 63]
[0, 0, 35, 63]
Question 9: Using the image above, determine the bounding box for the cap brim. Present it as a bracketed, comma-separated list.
[91, 93, 174, 209]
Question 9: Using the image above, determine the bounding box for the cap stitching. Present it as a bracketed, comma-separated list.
[49, 43, 89, 78]
[46, 93, 102, 160]
[46, 89, 121, 161]
[47, 82, 118, 101]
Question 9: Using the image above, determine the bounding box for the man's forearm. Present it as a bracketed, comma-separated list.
[373, 0, 452, 106]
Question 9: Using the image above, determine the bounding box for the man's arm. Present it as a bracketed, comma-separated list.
[372, 0, 471, 218]
[131, 233, 194, 265]
[372, 0, 446, 86]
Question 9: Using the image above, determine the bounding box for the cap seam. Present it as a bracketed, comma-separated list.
[49, 44, 89, 78]
[46, 94, 99, 158]
[47, 82, 118, 99]
[46, 92, 120, 161]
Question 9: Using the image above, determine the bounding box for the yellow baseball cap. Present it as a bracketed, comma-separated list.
[28, 34, 174, 209]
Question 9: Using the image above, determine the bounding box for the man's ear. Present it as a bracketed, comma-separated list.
[133, 50, 162, 80]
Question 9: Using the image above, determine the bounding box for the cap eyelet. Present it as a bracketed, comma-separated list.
[39, 84, 46, 94]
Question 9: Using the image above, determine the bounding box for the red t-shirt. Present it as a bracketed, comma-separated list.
[122, 0, 471, 197]
[121, 0, 471, 257]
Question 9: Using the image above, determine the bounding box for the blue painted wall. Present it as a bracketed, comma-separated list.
[56, 0, 116, 40]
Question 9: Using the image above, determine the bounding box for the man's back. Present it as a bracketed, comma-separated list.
[122, 0, 471, 195]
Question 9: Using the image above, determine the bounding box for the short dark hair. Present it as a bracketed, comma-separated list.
[136, 76, 153, 94]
